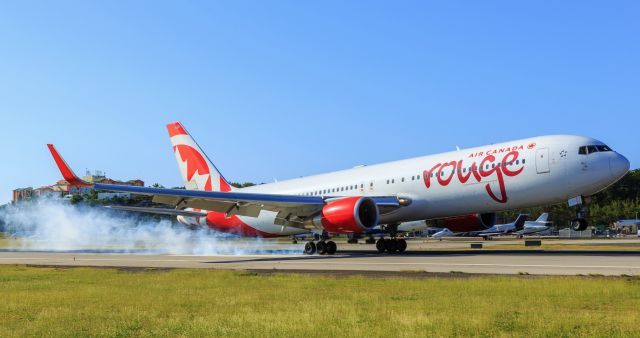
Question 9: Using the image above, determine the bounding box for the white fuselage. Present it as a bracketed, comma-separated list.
[190, 135, 629, 236]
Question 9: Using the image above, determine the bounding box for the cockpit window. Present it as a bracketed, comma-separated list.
[579, 144, 613, 155]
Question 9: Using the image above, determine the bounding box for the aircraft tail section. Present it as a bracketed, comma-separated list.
[47, 144, 92, 187]
[167, 122, 234, 192]
[513, 214, 528, 231]
[535, 213, 549, 222]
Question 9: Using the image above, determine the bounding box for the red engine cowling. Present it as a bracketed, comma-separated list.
[443, 213, 497, 232]
[310, 196, 379, 234]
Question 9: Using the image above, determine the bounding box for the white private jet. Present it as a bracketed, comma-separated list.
[48, 122, 629, 254]
[515, 213, 553, 237]
[431, 214, 527, 239]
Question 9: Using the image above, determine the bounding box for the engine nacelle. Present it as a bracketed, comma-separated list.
[443, 213, 497, 232]
[177, 215, 205, 230]
[309, 196, 379, 234]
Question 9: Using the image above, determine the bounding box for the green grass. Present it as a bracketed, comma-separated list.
[0, 266, 639, 337]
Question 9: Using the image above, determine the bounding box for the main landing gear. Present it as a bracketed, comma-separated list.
[375, 223, 408, 254]
[570, 196, 591, 231]
[303, 240, 337, 255]
[304, 231, 337, 255]
[375, 238, 407, 253]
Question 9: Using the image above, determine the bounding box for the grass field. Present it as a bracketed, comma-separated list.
[0, 266, 639, 337]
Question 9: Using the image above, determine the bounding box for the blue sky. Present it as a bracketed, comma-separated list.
[1, 1, 638, 203]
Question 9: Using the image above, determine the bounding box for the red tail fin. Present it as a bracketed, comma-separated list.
[47, 144, 92, 187]
[166, 122, 233, 192]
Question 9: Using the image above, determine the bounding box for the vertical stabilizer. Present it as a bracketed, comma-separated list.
[166, 122, 233, 192]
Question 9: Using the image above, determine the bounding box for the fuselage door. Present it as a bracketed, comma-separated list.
[536, 148, 550, 174]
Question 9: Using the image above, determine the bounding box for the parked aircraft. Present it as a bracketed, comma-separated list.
[431, 214, 527, 238]
[47, 122, 629, 254]
[432, 213, 551, 239]
[515, 213, 552, 237]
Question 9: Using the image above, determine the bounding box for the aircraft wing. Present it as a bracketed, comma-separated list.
[47, 144, 403, 229]
[94, 183, 400, 225]
[105, 205, 209, 217]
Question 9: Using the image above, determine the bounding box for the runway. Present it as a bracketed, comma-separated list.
[1, 250, 639, 276]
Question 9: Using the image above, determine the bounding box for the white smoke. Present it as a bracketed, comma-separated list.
[0, 198, 302, 255]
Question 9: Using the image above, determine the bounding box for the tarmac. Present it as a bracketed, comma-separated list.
[1, 237, 639, 276]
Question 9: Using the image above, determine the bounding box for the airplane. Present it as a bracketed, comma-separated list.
[515, 213, 552, 237]
[431, 214, 528, 239]
[47, 122, 630, 255]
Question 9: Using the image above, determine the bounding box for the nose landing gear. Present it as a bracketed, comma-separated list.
[569, 196, 591, 231]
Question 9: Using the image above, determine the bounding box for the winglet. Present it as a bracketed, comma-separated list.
[47, 144, 92, 187]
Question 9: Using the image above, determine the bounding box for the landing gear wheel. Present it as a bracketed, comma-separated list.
[304, 242, 316, 255]
[316, 241, 327, 255]
[397, 239, 407, 253]
[376, 239, 386, 253]
[572, 218, 588, 231]
[326, 241, 337, 255]
[385, 239, 398, 253]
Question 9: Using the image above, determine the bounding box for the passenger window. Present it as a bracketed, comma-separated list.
[392, 179, 395, 184]
[386, 180, 389, 184]
[522, 159, 526, 164]
[401, 177, 405, 182]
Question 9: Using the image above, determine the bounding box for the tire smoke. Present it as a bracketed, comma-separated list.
[0, 198, 302, 255]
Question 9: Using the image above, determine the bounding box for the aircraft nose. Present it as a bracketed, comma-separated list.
[610, 153, 630, 179]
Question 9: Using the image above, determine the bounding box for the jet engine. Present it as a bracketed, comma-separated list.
[308, 196, 379, 233]
[443, 213, 497, 232]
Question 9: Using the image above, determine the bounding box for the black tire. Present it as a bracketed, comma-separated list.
[304, 242, 316, 255]
[326, 241, 337, 255]
[385, 239, 398, 253]
[316, 241, 327, 255]
[572, 218, 588, 231]
[397, 239, 407, 253]
[376, 239, 386, 253]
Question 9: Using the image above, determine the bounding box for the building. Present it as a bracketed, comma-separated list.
[95, 178, 144, 186]
[34, 186, 61, 198]
[12, 170, 145, 203]
[12, 187, 33, 203]
[615, 220, 640, 235]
